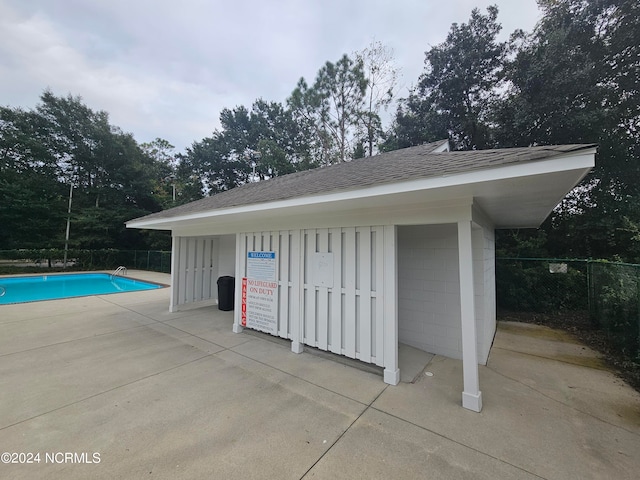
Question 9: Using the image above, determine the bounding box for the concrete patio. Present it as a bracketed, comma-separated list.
[1, 270, 639, 479]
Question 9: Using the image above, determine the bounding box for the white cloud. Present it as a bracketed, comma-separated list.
[0, 0, 541, 152]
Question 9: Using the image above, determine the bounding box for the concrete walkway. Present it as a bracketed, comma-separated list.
[1, 271, 639, 479]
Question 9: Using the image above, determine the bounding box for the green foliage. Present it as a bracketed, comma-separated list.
[383, 6, 506, 150]
[495, 229, 549, 258]
[0, 169, 67, 248]
[1, 48, 396, 251]
[289, 54, 368, 164]
[494, 0, 640, 262]
[420, 5, 506, 150]
[496, 259, 588, 312]
[0, 249, 171, 273]
[181, 98, 319, 195]
[141, 138, 180, 209]
[384, 1, 640, 263]
[182, 46, 398, 194]
[379, 92, 450, 152]
[590, 261, 640, 358]
[498, 258, 640, 385]
[0, 91, 172, 251]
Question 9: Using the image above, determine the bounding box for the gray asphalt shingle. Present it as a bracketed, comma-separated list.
[129, 141, 595, 224]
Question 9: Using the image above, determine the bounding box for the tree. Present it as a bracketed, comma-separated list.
[0, 91, 170, 251]
[289, 54, 368, 164]
[288, 78, 333, 165]
[384, 6, 507, 151]
[379, 91, 449, 152]
[355, 41, 400, 157]
[249, 99, 314, 175]
[180, 98, 313, 195]
[496, 0, 640, 261]
[0, 168, 67, 249]
[179, 133, 230, 196]
[141, 138, 183, 208]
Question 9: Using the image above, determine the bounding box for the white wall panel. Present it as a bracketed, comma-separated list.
[171, 236, 220, 309]
[278, 231, 290, 338]
[343, 228, 357, 358]
[301, 226, 388, 368]
[233, 230, 300, 342]
[329, 228, 343, 355]
[316, 229, 329, 351]
[234, 226, 395, 377]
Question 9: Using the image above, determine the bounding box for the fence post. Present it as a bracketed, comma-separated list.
[588, 260, 600, 327]
[637, 269, 640, 360]
[587, 258, 595, 321]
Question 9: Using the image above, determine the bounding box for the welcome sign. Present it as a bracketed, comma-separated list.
[242, 251, 278, 334]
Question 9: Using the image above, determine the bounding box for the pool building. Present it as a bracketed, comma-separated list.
[126, 141, 596, 412]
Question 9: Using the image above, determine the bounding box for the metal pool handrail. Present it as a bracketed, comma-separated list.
[0, 285, 5, 297]
[110, 266, 127, 279]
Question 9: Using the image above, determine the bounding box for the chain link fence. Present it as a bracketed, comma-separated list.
[3, 251, 637, 361]
[497, 258, 640, 361]
[0, 249, 171, 274]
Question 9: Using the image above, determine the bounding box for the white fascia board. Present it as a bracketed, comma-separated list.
[171, 200, 474, 237]
[127, 149, 595, 230]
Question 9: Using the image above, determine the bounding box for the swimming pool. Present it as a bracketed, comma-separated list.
[0, 273, 164, 305]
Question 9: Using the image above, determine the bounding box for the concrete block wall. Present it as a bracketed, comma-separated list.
[476, 226, 496, 363]
[398, 224, 462, 359]
[398, 223, 496, 364]
[217, 234, 236, 277]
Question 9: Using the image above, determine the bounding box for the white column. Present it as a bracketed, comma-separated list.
[169, 236, 179, 313]
[457, 220, 483, 412]
[383, 225, 399, 385]
[232, 233, 244, 333]
[291, 229, 304, 353]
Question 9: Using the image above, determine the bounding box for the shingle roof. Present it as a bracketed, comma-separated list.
[129, 141, 595, 224]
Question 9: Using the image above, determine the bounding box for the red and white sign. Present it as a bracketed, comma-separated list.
[241, 277, 278, 334]
[241, 278, 247, 326]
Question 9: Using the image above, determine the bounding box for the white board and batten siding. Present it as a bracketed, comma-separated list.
[170, 235, 234, 311]
[234, 227, 399, 384]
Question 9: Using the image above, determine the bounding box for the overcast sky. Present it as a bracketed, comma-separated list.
[0, 0, 541, 153]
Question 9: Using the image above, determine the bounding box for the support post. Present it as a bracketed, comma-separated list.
[233, 233, 244, 333]
[383, 225, 399, 385]
[458, 220, 482, 412]
[169, 236, 179, 313]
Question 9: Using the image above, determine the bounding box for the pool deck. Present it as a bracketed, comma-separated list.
[1, 270, 639, 479]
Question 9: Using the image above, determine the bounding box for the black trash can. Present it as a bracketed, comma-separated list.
[217, 276, 235, 311]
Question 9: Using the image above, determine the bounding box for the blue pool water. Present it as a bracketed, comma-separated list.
[0, 273, 164, 305]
